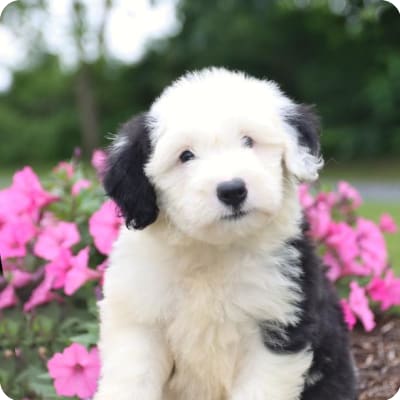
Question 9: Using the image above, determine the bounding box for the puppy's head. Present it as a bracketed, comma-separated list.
[104, 68, 323, 244]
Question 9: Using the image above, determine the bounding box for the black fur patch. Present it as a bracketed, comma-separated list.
[259, 225, 357, 400]
[103, 114, 159, 230]
[287, 105, 321, 157]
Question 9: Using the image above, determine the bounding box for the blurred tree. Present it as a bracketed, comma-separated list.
[127, 0, 400, 161]
[0, 55, 78, 164]
[0, 0, 114, 157]
[0, 0, 399, 164]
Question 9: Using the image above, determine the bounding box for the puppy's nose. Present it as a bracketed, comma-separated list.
[217, 178, 247, 208]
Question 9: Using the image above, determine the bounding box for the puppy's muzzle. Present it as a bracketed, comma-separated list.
[217, 178, 247, 208]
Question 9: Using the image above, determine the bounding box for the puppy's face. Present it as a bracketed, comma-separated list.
[146, 109, 288, 243]
[104, 69, 322, 244]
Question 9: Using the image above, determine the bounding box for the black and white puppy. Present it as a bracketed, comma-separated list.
[95, 68, 357, 400]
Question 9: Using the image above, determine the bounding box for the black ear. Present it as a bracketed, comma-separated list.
[283, 104, 323, 182]
[103, 114, 159, 229]
[286, 104, 321, 157]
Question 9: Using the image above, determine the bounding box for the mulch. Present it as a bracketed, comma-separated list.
[352, 314, 400, 400]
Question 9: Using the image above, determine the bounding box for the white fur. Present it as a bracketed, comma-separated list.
[95, 68, 322, 400]
[96, 225, 312, 400]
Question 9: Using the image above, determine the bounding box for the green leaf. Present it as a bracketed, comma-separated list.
[69, 332, 98, 347]
[0, 355, 17, 387]
[26, 371, 58, 399]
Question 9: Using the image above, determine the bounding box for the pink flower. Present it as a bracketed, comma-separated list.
[39, 212, 58, 228]
[306, 202, 331, 240]
[34, 221, 80, 261]
[47, 343, 100, 399]
[322, 218, 388, 278]
[0, 218, 36, 259]
[46, 247, 100, 295]
[11, 167, 57, 217]
[71, 179, 92, 196]
[368, 270, 400, 311]
[0, 285, 18, 309]
[348, 281, 375, 332]
[24, 274, 59, 312]
[91, 149, 106, 176]
[323, 252, 342, 281]
[326, 222, 359, 272]
[298, 184, 314, 208]
[337, 181, 362, 209]
[45, 249, 73, 289]
[340, 299, 356, 330]
[64, 248, 100, 295]
[0, 187, 31, 219]
[345, 259, 369, 277]
[54, 161, 74, 179]
[379, 213, 397, 234]
[0, 210, 7, 230]
[89, 200, 122, 255]
[356, 218, 387, 276]
[11, 269, 34, 288]
[315, 191, 337, 209]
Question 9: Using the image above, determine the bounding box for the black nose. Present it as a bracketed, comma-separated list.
[217, 178, 247, 208]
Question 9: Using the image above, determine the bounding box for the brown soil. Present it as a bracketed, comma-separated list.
[352, 314, 400, 400]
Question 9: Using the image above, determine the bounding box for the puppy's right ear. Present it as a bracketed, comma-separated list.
[103, 114, 159, 229]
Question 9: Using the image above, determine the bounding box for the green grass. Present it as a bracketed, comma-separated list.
[359, 202, 400, 271]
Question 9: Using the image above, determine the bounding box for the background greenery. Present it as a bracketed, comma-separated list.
[0, 0, 400, 166]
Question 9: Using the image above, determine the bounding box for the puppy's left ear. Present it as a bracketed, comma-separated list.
[284, 104, 323, 182]
[103, 114, 159, 229]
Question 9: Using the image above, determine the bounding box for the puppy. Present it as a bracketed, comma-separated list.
[94, 68, 357, 400]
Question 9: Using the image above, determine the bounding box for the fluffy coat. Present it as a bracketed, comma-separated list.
[94, 68, 356, 400]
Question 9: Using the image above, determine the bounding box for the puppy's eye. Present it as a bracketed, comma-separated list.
[179, 150, 195, 163]
[241, 136, 254, 148]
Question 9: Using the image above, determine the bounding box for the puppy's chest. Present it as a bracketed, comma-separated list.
[165, 273, 243, 399]
[162, 258, 301, 399]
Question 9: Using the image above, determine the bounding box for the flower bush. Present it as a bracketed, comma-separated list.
[0, 155, 398, 399]
[300, 182, 399, 332]
[0, 153, 121, 399]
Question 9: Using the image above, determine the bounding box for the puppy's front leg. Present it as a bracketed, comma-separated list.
[231, 335, 312, 400]
[95, 313, 172, 400]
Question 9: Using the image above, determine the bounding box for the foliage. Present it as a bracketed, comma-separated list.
[0, 158, 398, 399]
[0, 152, 120, 399]
[1, 0, 400, 164]
[0, 55, 79, 165]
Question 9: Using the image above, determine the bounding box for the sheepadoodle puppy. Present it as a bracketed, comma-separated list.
[95, 68, 357, 400]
